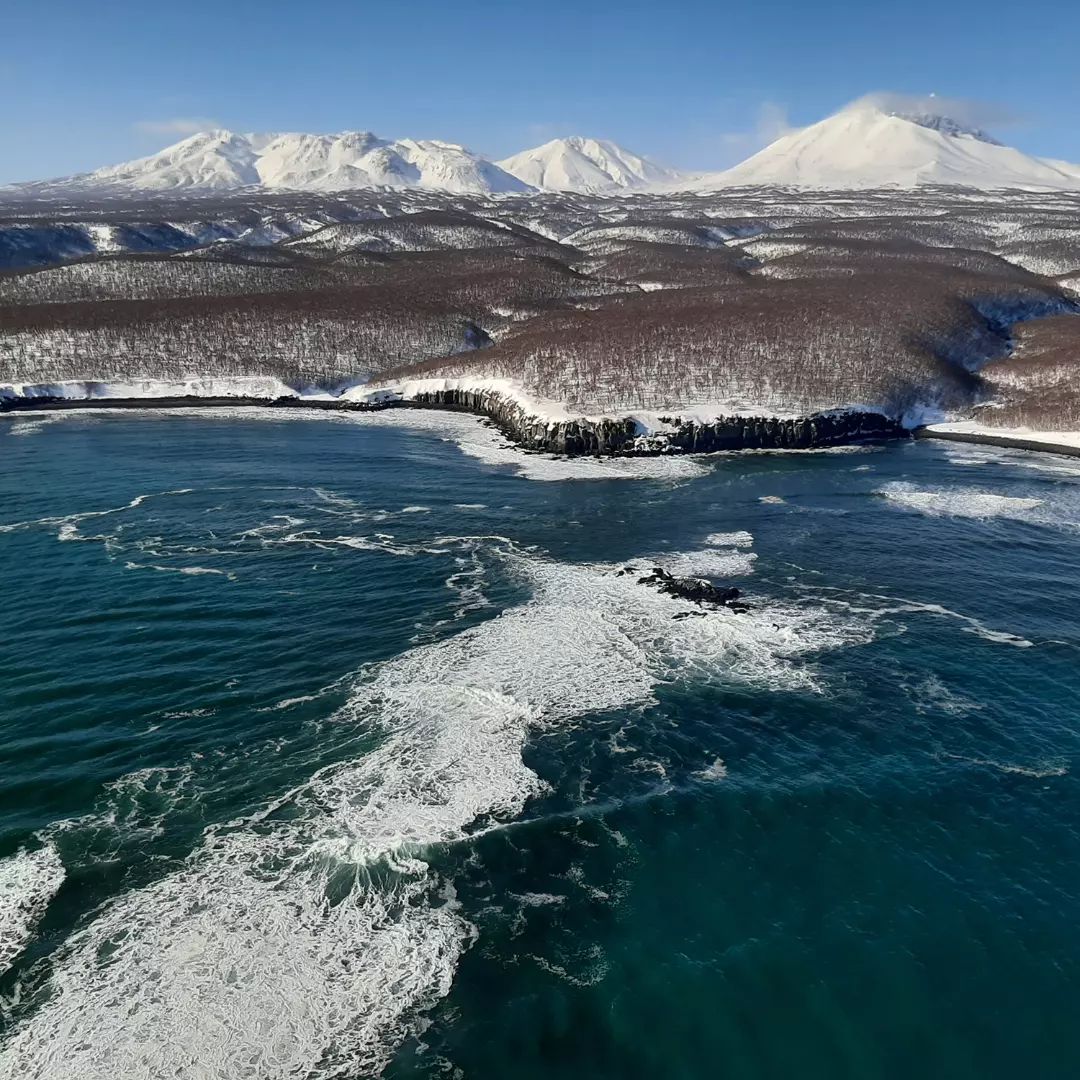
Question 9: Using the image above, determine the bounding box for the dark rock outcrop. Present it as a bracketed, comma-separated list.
[0, 384, 906, 457]
[387, 387, 905, 454]
[635, 566, 750, 613]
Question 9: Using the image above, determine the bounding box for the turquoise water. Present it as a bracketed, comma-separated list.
[2, 408, 1079, 1079]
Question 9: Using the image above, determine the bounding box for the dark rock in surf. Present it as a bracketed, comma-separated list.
[634, 566, 749, 611]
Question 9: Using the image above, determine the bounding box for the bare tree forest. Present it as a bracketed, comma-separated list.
[2, 187, 1079, 424]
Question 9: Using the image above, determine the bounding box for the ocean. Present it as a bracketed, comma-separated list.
[1, 407, 1079, 1079]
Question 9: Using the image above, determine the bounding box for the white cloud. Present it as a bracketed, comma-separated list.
[710, 101, 798, 165]
[754, 102, 795, 144]
[846, 91, 1024, 131]
[133, 117, 221, 137]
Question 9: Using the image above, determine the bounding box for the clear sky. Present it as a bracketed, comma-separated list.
[5, 0, 1080, 184]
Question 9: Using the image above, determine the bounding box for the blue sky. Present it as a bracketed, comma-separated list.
[5, 0, 1080, 183]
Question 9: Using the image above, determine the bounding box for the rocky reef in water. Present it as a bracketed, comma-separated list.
[622, 565, 751, 615]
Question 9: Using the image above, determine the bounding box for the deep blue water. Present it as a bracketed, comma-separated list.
[1, 408, 1079, 1079]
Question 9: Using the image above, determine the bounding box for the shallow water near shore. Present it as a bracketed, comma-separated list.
[2, 411, 1079, 1079]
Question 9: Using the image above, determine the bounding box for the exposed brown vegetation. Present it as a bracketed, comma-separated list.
[1, 188, 1079, 426]
[974, 316, 1080, 429]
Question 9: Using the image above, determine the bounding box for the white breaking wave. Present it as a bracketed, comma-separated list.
[876, 482, 1043, 520]
[0, 845, 65, 977]
[705, 531, 753, 547]
[449, 432, 709, 483]
[693, 757, 729, 782]
[0, 546, 867, 1079]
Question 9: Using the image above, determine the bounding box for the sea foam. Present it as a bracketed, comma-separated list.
[0, 545, 866, 1079]
[704, 531, 753, 547]
[353, 408, 711, 482]
[654, 548, 758, 578]
[0, 845, 65, 977]
[876, 482, 1043, 520]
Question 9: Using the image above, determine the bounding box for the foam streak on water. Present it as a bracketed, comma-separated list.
[802, 585, 1035, 648]
[876, 482, 1043, 520]
[0, 545, 865, 1079]
[0, 845, 65, 978]
[0, 489, 196, 537]
[705, 531, 754, 547]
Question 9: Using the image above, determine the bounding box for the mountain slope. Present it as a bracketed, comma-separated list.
[497, 137, 684, 193]
[693, 105, 1080, 191]
[15, 131, 534, 196]
[12, 109, 1080, 198]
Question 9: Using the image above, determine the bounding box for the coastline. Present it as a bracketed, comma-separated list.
[915, 425, 1080, 460]
[0, 389, 906, 457]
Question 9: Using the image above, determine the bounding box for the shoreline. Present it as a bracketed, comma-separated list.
[915, 426, 1080, 460]
[0, 392, 907, 457]
[21, 393, 1080, 462]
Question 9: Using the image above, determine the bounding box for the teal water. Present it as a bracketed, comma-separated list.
[2, 408, 1079, 1079]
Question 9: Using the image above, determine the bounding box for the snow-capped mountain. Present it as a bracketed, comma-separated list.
[18, 130, 533, 196]
[692, 103, 1080, 191]
[497, 137, 685, 193]
[11, 105, 1080, 198]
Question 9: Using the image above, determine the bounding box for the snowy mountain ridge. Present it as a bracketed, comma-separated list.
[13, 130, 535, 197]
[8, 102, 1080, 197]
[887, 112, 1002, 145]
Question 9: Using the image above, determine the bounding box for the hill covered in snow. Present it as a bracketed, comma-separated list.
[497, 137, 685, 193]
[3, 185, 1080, 451]
[696, 103, 1080, 191]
